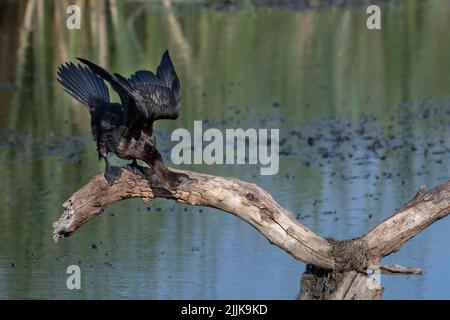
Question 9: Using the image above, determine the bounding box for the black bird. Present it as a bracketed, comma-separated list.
[57, 62, 127, 185]
[76, 50, 188, 188]
[58, 51, 188, 188]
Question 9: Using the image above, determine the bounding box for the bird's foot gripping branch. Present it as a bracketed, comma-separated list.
[53, 166, 450, 300]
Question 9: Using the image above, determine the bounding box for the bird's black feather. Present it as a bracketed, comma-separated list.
[57, 62, 110, 106]
[124, 50, 181, 120]
[59, 51, 188, 188]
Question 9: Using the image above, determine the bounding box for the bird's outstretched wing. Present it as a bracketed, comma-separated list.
[57, 62, 110, 108]
[76, 57, 142, 126]
[124, 50, 181, 120]
[57, 61, 125, 148]
[77, 50, 181, 122]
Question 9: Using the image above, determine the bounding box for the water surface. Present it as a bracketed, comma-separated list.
[1, 0, 450, 299]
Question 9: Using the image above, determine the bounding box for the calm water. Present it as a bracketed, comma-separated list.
[1, 0, 450, 299]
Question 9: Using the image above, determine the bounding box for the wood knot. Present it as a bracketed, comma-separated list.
[245, 192, 257, 202]
[412, 185, 426, 201]
[93, 201, 102, 208]
[259, 208, 274, 222]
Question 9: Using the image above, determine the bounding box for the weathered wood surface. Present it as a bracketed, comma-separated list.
[53, 167, 450, 299]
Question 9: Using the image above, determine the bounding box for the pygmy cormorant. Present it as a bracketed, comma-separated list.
[57, 51, 188, 188]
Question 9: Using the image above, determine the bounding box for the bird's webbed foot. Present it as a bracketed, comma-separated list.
[126, 159, 145, 176]
[104, 163, 123, 186]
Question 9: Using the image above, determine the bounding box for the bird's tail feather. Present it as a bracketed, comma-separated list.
[57, 62, 110, 106]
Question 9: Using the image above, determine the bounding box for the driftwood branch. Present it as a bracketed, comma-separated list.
[379, 264, 423, 275]
[53, 167, 450, 299]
